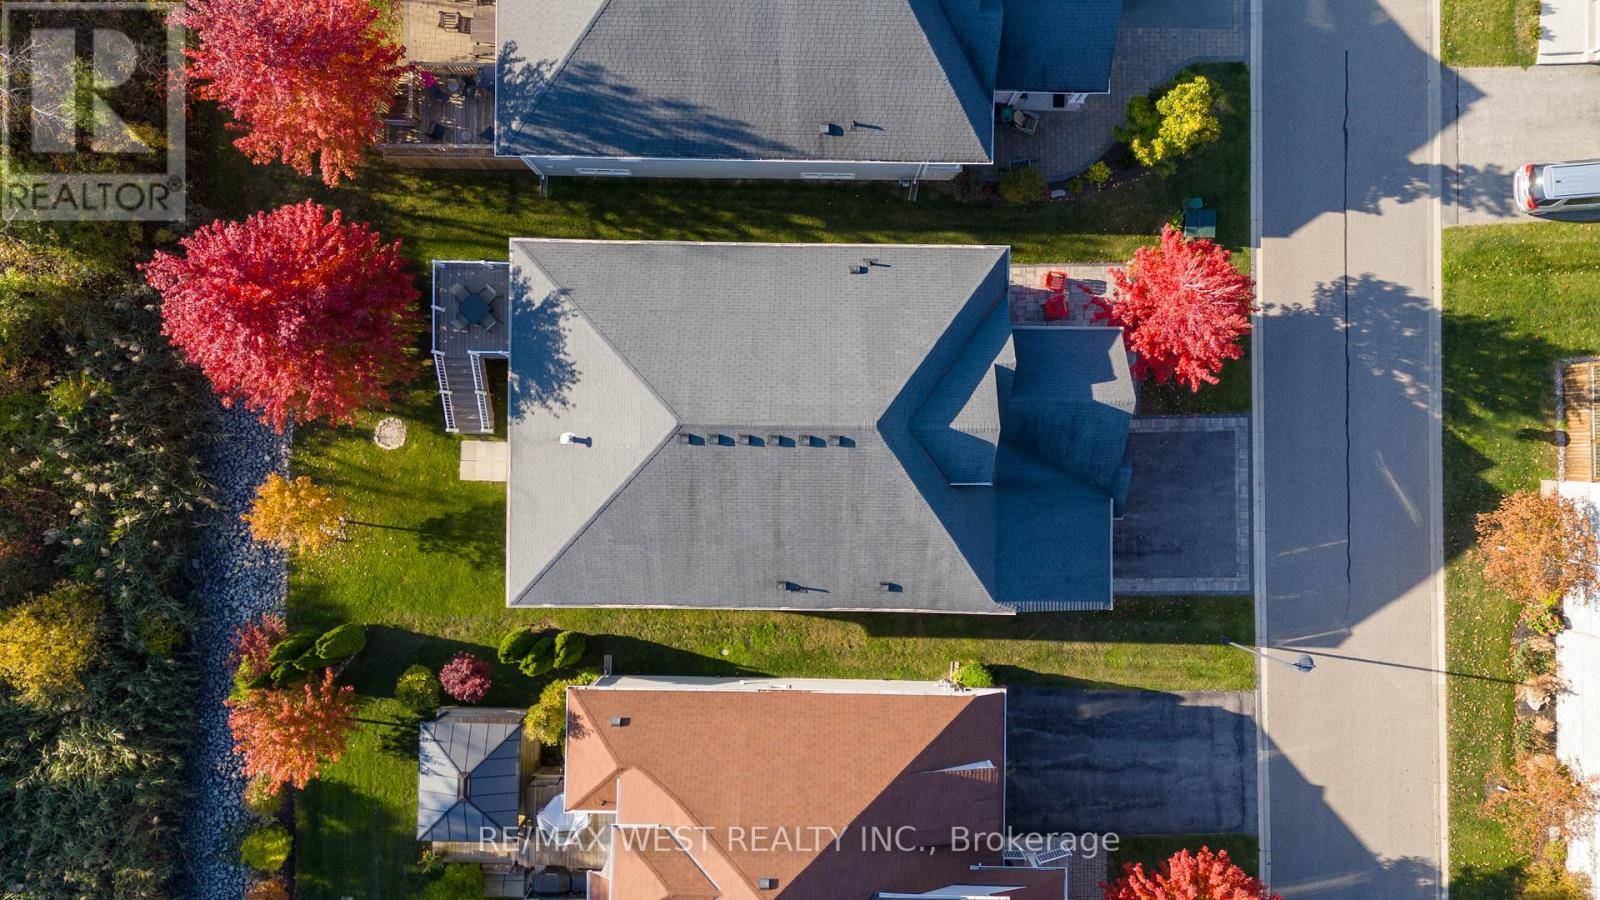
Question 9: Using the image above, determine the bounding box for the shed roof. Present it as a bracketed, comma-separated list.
[417, 709, 524, 842]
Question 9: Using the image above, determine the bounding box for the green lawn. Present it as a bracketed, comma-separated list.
[1442, 222, 1600, 896]
[243, 62, 1256, 899]
[1108, 834, 1262, 882]
[1443, 0, 1538, 66]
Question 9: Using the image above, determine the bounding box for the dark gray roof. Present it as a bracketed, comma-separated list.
[505, 241, 1132, 614]
[993, 0, 1124, 95]
[495, 0, 995, 162]
[417, 710, 523, 842]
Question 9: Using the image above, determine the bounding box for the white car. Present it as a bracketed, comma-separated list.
[1514, 160, 1600, 216]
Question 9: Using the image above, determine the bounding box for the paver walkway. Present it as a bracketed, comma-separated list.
[1115, 416, 1251, 594]
[993, 0, 1247, 181]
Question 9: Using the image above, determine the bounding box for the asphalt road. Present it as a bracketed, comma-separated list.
[1253, 0, 1446, 893]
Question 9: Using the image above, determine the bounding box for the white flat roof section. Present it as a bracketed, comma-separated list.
[1554, 481, 1600, 887]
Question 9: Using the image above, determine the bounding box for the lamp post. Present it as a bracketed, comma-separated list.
[1222, 638, 1316, 673]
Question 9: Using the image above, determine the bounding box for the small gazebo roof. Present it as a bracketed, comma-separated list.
[417, 708, 523, 841]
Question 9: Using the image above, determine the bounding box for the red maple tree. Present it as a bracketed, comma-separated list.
[178, 0, 406, 185]
[226, 668, 356, 793]
[142, 201, 419, 432]
[1095, 225, 1255, 392]
[1104, 847, 1280, 900]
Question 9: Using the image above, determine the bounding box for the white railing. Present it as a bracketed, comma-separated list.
[432, 350, 457, 432]
[469, 353, 492, 433]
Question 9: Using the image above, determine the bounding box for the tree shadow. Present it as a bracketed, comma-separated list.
[507, 270, 580, 419]
[417, 497, 502, 568]
[800, 595, 1253, 643]
[496, 46, 796, 159]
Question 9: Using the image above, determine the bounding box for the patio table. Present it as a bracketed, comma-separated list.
[459, 294, 491, 326]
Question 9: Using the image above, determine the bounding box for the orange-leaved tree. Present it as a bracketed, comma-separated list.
[1483, 753, 1599, 862]
[1475, 490, 1597, 609]
[226, 668, 356, 793]
[1095, 225, 1255, 392]
[178, 0, 406, 185]
[1104, 846, 1280, 900]
[242, 474, 346, 555]
[142, 201, 418, 432]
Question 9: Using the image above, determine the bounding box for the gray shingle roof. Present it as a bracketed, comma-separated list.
[495, 0, 996, 162]
[994, 0, 1124, 95]
[417, 710, 523, 842]
[506, 241, 1132, 614]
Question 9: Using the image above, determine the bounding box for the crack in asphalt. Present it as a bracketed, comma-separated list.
[1342, 49, 1355, 590]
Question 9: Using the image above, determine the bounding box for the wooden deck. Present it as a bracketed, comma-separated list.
[519, 772, 613, 873]
[1565, 361, 1600, 481]
[431, 261, 510, 435]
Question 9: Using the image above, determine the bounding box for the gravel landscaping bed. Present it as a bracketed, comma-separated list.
[180, 402, 290, 900]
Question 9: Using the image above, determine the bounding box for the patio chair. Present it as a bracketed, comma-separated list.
[1012, 109, 1040, 135]
[1042, 270, 1069, 292]
[447, 282, 469, 302]
[1042, 292, 1071, 321]
[427, 121, 448, 142]
[449, 314, 469, 332]
[437, 10, 461, 29]
[477, 283, 498, 302]
[480, 313, 499, 332]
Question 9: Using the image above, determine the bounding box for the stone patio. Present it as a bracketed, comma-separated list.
[991, 0, 1247, 181]
[1009, 263, 1115, 326]
[459, 440, 508, 482]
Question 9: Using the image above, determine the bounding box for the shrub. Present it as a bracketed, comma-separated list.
[1067, 177, 1085, 194]
[246, 878, 290, 900]
[243, 775, 282, 820]
[1514, 717, 1553, 757]
[266, 629, 318, 667]
[1510, 640, 1556, 681]
[950, 662, 995, 689]
[137, 607, 188, 659]
[439, 653, 492, 703]
[497, 626, 539, 664]
[518, 634, 556, 677]
[396, 663, 441, 713]
[0, 582, 102, 704]
[526, 672, 601, 748]
[1483, 753, 1600, 862]
[242, 473, 346, 555]
[951, 168, 985, 202]
[419, 862, 485, 900]
[1521, 855, 1593, 898]
[999, 165, 1046, 203]
[238, 824, 292, 873]
[553, 631, 587, 670]
[1085, 161, 1112, 185]
[311, 622, 366, 664]
[1475, 491, 1598, 611]
[1116, 74, 1222, 172]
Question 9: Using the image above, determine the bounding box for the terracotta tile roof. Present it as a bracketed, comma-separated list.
[565, 681, 1007, 899]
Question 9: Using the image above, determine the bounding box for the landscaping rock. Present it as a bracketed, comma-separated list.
[374, 416, 407, 450]
[180, 401, 290, 900]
